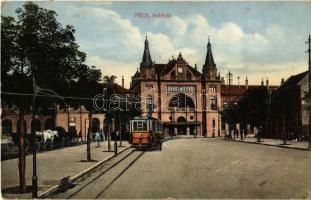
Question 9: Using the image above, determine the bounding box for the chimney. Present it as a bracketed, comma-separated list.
[122, 75, 124, 88]
[266, 78, 269, 87]
[221, 77, 225, 85]
[281, 78, 284, 84]
[261, 78, 264, 86]
[245, 76, 248, 89]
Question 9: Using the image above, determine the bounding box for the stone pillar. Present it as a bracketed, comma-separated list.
[187, 127, 190, 135]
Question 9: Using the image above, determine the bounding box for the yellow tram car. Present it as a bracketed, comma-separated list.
[130, 116, 163, 150]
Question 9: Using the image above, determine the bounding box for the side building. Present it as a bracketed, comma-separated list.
[1, 83, 134, 139]
[268, 71, 310, 138]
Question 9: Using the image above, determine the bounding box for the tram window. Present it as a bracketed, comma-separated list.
[143, 121, 147, 130]
[135, 121, 147, 131]
[133, 122, 138, 131]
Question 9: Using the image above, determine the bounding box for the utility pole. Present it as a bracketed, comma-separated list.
[226, 71, 233, 138]
[307, 34, 311, 149]
[226, 71, 233, 106]
[32, 76, 38, 198]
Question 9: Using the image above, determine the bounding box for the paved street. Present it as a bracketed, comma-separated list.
[1, 141, 129, 199]
[51, 138, 311, 199]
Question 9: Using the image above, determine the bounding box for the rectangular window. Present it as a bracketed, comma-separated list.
[166, 85, 196, 93]
[209, 85, 216, 93]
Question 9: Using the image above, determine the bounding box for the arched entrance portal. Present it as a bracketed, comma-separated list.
[31, 119, 41, 133]
[177, 116, 187, 135]
[2, 119, 12, 135]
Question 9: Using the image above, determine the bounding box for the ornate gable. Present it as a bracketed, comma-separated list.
[160, 52, 201, 81]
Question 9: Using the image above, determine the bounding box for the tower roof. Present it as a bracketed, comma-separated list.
[203, 38, 216, 69]
[140, 35, 153, 68]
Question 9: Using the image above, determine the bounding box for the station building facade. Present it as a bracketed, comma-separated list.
[130, 37, 222, 137]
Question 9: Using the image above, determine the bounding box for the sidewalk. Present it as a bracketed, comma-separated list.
[1, 140, 129, 199]
[225, 136, 310, 151]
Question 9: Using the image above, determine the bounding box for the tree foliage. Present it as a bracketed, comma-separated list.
[221, 87, 269, 128]
[103, 75, 117, 84]
[1, 2, 103, 163]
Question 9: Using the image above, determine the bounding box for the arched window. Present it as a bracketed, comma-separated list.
[168, 94, 195, 110]
[91, 118, 100, 132]
[170, 70, 176, 80]
[45, 118, 55, 130]
[2, 119, 12, 134]
[186, 71, 192, 80]
[17, 119, 27, 134]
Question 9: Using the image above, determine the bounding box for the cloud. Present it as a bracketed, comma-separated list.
[57, 5, 307, 88]
[86, 56, 137, 88]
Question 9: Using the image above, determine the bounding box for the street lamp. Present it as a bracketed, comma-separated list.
[32, 77, 63, 198]
[114, 129, 118, 156]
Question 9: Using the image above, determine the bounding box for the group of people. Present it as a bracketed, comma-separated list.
[289, 131, 304, 142]
[225, 128, 248, 140]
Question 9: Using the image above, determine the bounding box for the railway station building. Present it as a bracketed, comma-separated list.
[130, 37, 222, 137]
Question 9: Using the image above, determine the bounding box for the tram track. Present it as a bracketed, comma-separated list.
[53, 148, 144, 199]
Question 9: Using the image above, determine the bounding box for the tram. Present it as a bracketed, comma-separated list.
[130, 116, 163, 150]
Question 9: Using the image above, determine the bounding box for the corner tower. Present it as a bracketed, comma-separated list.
[202, 38, 218, 79]
[140, 35, 153, 69]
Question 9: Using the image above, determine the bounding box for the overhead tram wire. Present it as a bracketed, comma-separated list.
[1, 91, 139, 104]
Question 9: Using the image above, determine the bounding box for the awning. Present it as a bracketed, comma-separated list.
[163, 121, 201, 126]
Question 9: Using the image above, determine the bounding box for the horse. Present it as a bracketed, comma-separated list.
[36, 130, 58, 150]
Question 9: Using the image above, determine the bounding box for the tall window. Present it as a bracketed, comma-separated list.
[170, 70, 176, 80]
[186, 71, 192, 80]
[210, 96, 217, 110]
[146, 96, 153, 111]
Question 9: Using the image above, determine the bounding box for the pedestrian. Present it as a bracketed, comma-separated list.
[95, 130, 101, 148]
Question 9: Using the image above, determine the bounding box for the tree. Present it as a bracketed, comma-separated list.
[220, 87, 269, 139]
[1, 16, 32, 194]
[1, 2, 87, 192]
[271, 86, 300, 144]
[71, 64, 102, 161]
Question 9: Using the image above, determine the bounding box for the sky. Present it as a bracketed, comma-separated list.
[2, 1, 311, 88]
